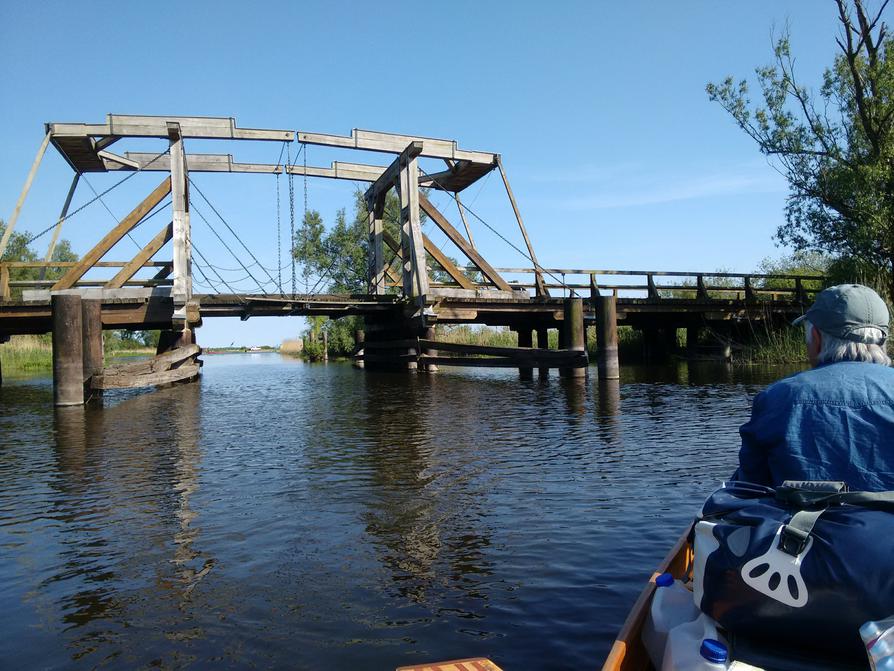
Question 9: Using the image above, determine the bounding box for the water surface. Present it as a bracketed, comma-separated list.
[0, 355, 801, 669]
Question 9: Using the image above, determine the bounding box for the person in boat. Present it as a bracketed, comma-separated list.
[735, 283, 894, 491]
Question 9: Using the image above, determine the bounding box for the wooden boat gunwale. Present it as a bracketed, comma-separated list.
[601, 525, 695, 671]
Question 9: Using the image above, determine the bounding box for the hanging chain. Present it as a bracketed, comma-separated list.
[303, 143, 309, 294]
[287, 143, 296, 297]
[276, 169, 283, 295]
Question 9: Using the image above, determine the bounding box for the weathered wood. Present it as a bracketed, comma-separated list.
[367, 193, 386, 294]
[0, 265, 9, 300]
[105, 222, 173, 289]
[81, 299, 104, 386]
[561, 297, 587, 378]
[418, 193, 512, 292]
[297, 128, 496, 164]
[596, 295, 620, 380]
[398, 150, 429, 299]
[169, 124, 192, 311]
[0, 132, 52, 259]
[51, 177, 172, 290]
[49, 115, 294, 141]
[421, 234, 475, 289]
[52, 294, 84, 406]
[495, 155, 548, 297]
[454, 193, 476, 247]
[41, 173, 80, 279]
[102, 343, 200, 377]
[92, 362, 200, 390]
[516, 327, 534, 379]
[366, 141, 424, 203]
[418, 339, 584, 361]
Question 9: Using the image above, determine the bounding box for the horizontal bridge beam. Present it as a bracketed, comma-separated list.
[47, 114, 294, 142]
[296, 128, 497, 164]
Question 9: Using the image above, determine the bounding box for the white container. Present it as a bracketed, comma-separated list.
[642, 572, 700, 668]
[661, 613, 728, 671]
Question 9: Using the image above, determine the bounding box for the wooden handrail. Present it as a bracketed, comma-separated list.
[481, 267, 825, 281]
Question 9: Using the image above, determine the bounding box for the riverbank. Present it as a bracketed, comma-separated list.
[0, 335, 155, 374]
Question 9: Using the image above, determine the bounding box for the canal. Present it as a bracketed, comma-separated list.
[0, 354, 802, 669]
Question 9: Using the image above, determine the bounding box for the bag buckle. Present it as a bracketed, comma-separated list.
[778, 524, 811, 556]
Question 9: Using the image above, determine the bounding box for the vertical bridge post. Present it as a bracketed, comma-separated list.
[52, 294, 84, 406]
[168, 122, 192, 323]
[561, 298, 587, 378]
[596, 295, 620, 380]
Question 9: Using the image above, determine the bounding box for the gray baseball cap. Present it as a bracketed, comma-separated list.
[792, 284, 889, 341]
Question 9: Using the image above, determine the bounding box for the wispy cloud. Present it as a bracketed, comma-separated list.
[534, 161, 786, 210]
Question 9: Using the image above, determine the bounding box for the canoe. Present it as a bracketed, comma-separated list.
[601, 526, 694, 671]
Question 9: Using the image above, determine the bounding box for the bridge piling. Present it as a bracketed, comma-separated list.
[596, 295, 620, 380]
[81, 299, 103, 400]
[536, 326, 550, 378]
[52, 294, 84, 406]
[561, 298, 587, 379]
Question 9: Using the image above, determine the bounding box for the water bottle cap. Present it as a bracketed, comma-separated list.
[655, 572, 674, 587]
[700, 638, 728, 663]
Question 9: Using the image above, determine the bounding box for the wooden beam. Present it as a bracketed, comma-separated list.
[367, 193, 386, 295]
[297, 128, 496, 164]
[397, 151, 429, 298]
[105, 222, 173, 288]
[366, 141, 424, 202]
[421, 235, 475, 289]
[0, 132, 51, 259]
[417, 192, 512, 292]
[51, 177, 172, 290]
[496, 155, 548, 297]
[454, 193, 476, 248]
[48, 114, 294, 141]
[168, 123, 192, 312]
[153, 263, 173, 280]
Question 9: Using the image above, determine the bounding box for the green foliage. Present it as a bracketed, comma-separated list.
[0, 220, 79, 299]
[105, 330, 159, 351]
[707, 0, 894, 301]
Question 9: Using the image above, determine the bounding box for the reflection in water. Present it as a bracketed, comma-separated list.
[0, 357, 799, 670]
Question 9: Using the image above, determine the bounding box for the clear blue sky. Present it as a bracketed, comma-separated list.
[0, 1, 843, 346]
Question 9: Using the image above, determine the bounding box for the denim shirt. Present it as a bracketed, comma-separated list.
[736, 361, 894, 491]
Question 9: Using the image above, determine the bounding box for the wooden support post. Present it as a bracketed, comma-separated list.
[52, 294, 85, 406]
[354, 329, 365, 368]
[744, 276, 755, 302]
[397, 150, 429, 301]
[41, 173, 80, 280]
[647, 273, 660, 300]
[0, 265, 9, 301]
[322, 330, 329, 361]
[697, 274, 709, 300]
[367, 193, 386, 294]
[169, 122, 193, 321]
[496, 155, 548, 297]
[517, 327, 534, 380]
[423, 326, 438, 373]
[561, 298, 587, 378]
[596, 295, 620, 380]
[0, 132, 51, 259]
[454, 193, 475, 248]
[81, 299, 103, 399]
[536, 325, 550, 378]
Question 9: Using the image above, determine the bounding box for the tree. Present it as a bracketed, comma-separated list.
[0, 220, 79, 298]
[707, 0, 894, 302]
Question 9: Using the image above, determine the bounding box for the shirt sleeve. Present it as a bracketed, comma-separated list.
[735, 390, 774, 486]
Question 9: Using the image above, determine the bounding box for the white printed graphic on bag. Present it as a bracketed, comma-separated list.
[740, 524, 812, 608]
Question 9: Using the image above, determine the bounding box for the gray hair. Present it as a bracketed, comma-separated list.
[804, 320, 892, 366]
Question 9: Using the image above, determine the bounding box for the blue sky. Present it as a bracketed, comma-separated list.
[0, 1, 842, 346]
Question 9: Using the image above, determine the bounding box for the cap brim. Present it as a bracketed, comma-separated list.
[791, 315, 807, 326]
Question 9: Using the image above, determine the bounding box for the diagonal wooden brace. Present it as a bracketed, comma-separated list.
[105, 221, 174, 288]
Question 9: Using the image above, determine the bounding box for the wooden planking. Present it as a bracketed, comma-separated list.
[396, 658, 503, 671]
[418, 339, 583, 360]
[51, 177, 172, 290]
[105, 222, 173, 288]
[418, 193, 512, 292]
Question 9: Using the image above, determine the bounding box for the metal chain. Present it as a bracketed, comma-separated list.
[287, 143, 296, 297]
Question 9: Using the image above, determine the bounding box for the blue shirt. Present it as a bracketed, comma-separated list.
[736, 361, 894, 491]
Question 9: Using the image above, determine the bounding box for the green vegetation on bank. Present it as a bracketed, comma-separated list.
[1, 331, 160, 374]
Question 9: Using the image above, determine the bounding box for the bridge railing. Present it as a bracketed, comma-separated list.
[0, 261, 172, 300]
[476, 268, 826, 302]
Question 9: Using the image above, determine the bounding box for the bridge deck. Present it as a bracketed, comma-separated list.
[0, 293, 807, 337]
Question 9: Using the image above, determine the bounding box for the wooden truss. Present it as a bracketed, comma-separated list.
[4, 114, 548, 310]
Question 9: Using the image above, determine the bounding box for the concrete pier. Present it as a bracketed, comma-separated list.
[52, 294, 85, 406]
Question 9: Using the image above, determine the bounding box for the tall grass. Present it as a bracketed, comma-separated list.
[733, 325, 807, 364]
[1, 335, 53, 372]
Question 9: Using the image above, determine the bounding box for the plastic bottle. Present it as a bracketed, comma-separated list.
[870, 636, 894, 671]
[661, 613, 728, 671]
[642, 572, 700, 668]
[863, 617, 894, 649]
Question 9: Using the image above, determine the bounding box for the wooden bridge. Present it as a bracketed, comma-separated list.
[0, 115, 821, 403]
